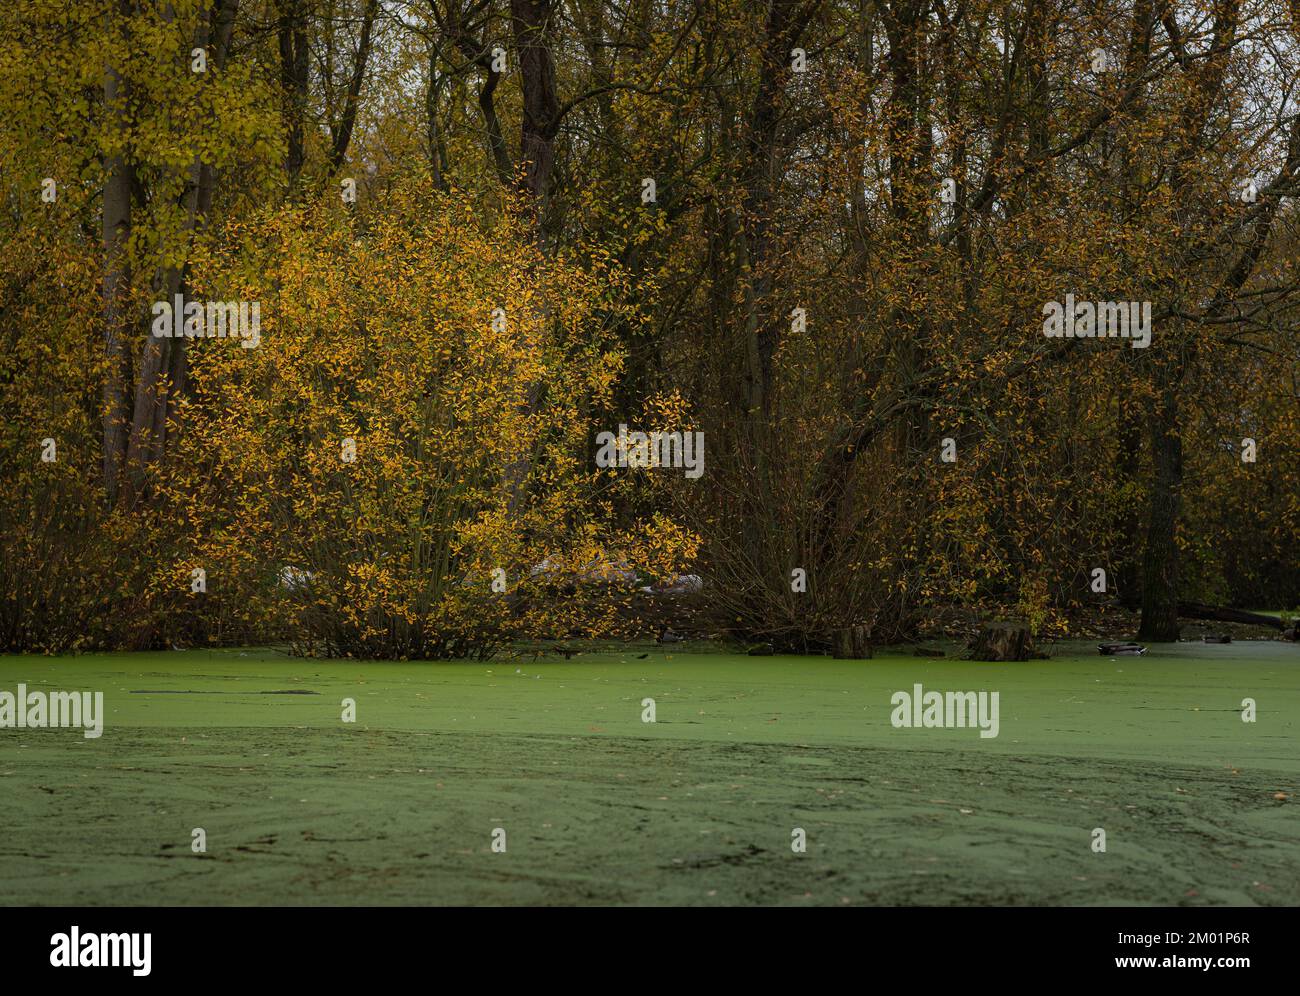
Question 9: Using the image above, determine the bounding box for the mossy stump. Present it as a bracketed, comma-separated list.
[968, 621, 1033, 661]
[832, 626, 872, 659]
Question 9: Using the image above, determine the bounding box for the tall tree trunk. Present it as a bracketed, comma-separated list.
[511, 0, 560, 232]
[278, 0, 309, 185]
[425, 58, 448, 188]
[330, 0, 380, 172]
[1113, 0, 1156, 610]
[717, 0, 813, 618]
[445, 3, 513, 187]
[1114, 403, 1144, 609]
[492, 0, 562, 513]
[1138, 364, 1183, 640]
[1138, 0, 1238, 636]
[124, 1, 239, 499]
[101, 4, 135, 506]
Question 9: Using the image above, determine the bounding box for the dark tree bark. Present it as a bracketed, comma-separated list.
[832, 626, 872, 659]
[101, 1, 136, 506]
[124, 0, 240, 500]
[510, 0, 560, 218]
[330, 0, 380, 171]
[1138, 0, 1239, 638]
[278, 0, 309, 185]
[425, 57, 448, 188]
[1114, 399, 1144, 609]
[440, 0, 513, 187]
[969, 621, 1033, 662]
[1138, 371, 1183, 641]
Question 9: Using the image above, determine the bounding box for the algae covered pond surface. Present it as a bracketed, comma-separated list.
[1, 642, 1297, 905]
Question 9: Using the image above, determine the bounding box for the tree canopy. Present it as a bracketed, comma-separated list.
[1, 0, 1297, 654]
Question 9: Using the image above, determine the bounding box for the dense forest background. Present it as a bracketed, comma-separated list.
[1, 0, 1298, 657]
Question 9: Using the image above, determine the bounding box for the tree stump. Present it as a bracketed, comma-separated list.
[968, 621, 1033, 661]
[832, 626, 872, 659]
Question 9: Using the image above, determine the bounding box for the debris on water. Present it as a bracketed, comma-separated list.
[1202, 633, 1231, 644]
[640, 574, 703, 595]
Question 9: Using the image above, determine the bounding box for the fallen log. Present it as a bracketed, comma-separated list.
[1176, 602, 1283, 630]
